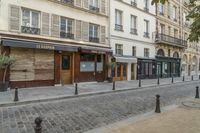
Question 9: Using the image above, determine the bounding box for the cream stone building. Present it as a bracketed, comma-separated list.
[0, 0, 111, 88]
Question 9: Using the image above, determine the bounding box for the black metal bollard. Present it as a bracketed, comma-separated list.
[139, 78, 141, 87]
[171, 76, 174, 83]
[155, 94, 161, 113]
[157, 77, 160, 85]
[14, 87, 19, 102]
[35, 117, 42, 133]
[192, 75, 194, 81]
[75, 83, 78, 95]
[182, 76, 185, 82]
[112, 81, 115, 90]
[195, 86, 199, 98]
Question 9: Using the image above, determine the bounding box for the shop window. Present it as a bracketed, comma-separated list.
[117, 63, 121, 77]
[80, 54, 95, 72]
[97, 55, 103, 71]
[173, 52, 179, 58]
[157, 49, 165, 56]
[62, 55, 70, 70]
[123, 64, 127, 77]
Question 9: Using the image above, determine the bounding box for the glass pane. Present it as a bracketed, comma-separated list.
[61, 18, 66, 32]
[123, 64, 127, 76]
[32, 12, 39, 28]
[22, 9, 30, 26]
[80, 54, 95, 61]
[62, 55, 70, 70]
[67, 19, 73, 33]
[80, 62, 95, 72]
[117, 63, 121, 77]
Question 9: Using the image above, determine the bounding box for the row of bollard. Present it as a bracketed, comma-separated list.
[155, 86, 200, 113]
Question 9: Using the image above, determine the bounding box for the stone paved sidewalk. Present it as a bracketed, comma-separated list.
[85, 99, 200, 133]
[0, 75, 198, 107]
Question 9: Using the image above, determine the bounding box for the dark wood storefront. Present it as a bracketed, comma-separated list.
[137, 58, 157, 79]
[156, 56, 181, 78]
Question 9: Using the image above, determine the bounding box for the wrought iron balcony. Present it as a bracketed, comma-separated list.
[115, 24, 123, 31]
[131, 1, 137, 7]
[89, 5, 99, 12]
[89, 37, 99, 43]
[130, 28, 137, 35]
[144, 7, 149, 12]
[144, 32, 150, 38]
[61, 0, 74, 5]
[154, 33, 187, 47]
[60, 32, 74, 39]
[21, 26, 40, 35]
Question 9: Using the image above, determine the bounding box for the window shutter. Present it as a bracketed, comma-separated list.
[82, 21, 89, 41]
[83, 0, 89, 9]
[75, 0, 82, 7]
[9, 5, 20, 32]
[100, 0, 106, 14]
[100, 26, 106, 44]
[41, 12, 50, 36]
[75, 20, 82, 40]
[51, 14, 60, 37]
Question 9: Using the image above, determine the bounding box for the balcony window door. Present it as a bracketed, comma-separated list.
[60, 17, 74, 39]
[159, 3, 164, 15]
[174, 29, 178, 38]
[115, 9, 123, 31]
[173, 6, 177, 21]
[22, 8, 40, 34]
[89, 24, 99, 43]
[144, 48, 149, 58]
[130, 15, 137, 35]
[144, 19, 149, 38]
[89, 0, 99, 12]
[144, 0, 149, 12]
[115, 44, 123, 56]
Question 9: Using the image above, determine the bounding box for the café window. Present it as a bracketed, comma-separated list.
[62, 55, 70, 70]
[97, 54, 103, 71]
[80, 54, 95, 72]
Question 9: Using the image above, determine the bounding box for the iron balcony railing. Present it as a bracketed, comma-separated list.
[131, 1, 137, 7]
[155, 33, 187, 47]
[61, 0, 74, 5]
[89, 5, 100, 12]
[21, 26, 40, 35]
[130, 28, 137, 35]
[115, 24, 123, 31]
[89, 37, 99, 43]
[144, 32, 150, 38]
[60, 31, 74, 39]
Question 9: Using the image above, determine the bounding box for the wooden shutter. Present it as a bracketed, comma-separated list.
[83, 0, 89, 9]
[100, 0, 106, 14]
[82, 21, 89, 41]
[75, 0, 82, 7]
[9, 5, 20, 32]
[51, 14, 60, 37]
[41, 12, 50, 36]
[100, 26, 106, 44]
[75, 20, 82, 40]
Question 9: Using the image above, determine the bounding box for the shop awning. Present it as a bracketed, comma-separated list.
[1, 38, 112, 53]
[114, 55, 137, 63]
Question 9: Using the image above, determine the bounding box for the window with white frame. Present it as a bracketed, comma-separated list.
[160, 24, 165, 34]
[144, 19, 149, 37]
[160, 3, 164, 15]
[115, 9, 123, 30]
[144, 0, 149, 11]
[144, 48, 149, 57]
[22, 8, 40, 28]
[90, 0, 98, 7]
[174, 29, 178, 38]
[89, 23, 99, 42]
[167, 2, 170, 18]
[130, 15, 137, 34]
[115, 44, 123, 55]
[173, 6, 177, 21]
[60, 17, 74, 39]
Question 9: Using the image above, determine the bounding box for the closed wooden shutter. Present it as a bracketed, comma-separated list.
[100, 0, 106, 14]
[82, 21, 89, 41]
[41, 12, 50, 36]
[75, 20, 82, 40]
[9, 5, 20, 32]
[75, 0, 82, 7]
[83, 0, 89, 9]
[51, 14, 60, 37]
[100, 26, 106, 44]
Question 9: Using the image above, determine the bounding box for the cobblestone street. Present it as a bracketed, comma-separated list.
[0, 81, 199, 133]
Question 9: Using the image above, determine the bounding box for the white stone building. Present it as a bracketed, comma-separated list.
[110, 0, 156, 81]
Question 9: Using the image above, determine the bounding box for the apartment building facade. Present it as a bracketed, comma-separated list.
[110, 0, 156, 81]
[0, 0, 111, 88]
[154, 0, 188, 78]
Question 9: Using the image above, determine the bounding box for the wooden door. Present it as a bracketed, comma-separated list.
[113, 63, 127, 81]
[61, 54, 72, 84]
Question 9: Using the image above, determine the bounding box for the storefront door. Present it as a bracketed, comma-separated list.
[113, 63, 127, 81]
[61, 54, 72, 84]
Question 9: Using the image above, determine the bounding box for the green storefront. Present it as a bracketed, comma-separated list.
[156, 56, 181, 78]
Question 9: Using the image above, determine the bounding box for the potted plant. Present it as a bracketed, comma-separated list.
[0, 53, 15, 91]
[107, 62, 116, 82]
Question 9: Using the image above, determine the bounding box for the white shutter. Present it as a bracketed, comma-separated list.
[41, 12, 50, 36]
[75, 0, 82, 7]
[83, 0, 89, 9]
[82, 21, 89, 41]
[75, 20, 82, 40]
[100, 26, 106, 44]
[9, 5, 20, 32]
[100, 0, 106, 14]
[51, 14, 60, 37]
